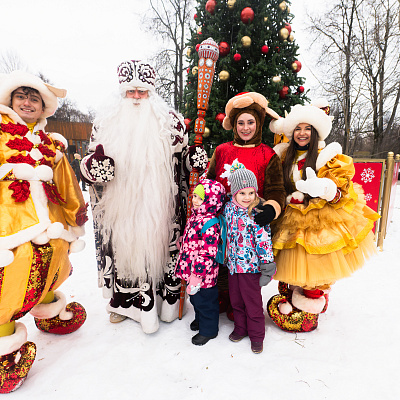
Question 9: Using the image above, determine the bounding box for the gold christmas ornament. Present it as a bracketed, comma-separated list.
[289, 34, 294, 42]
[272, 75, 281, 83]
[279, 28, 289, 40]
[192, 66, 198, 75]
[203, 127, 211, 137]
[264, 17, 268, 22]
[279, 1, 287, 11]
[227, 0, 236, 9]
[219, 70, 230, 81]
[187, 47, 192, 57]
[241, 36, 251, 47]
[197, 26, 202, 33]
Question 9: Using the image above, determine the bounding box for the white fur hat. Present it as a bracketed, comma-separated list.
[0, 70, 66, 119]
[117, 60, 156, 94]
[269, 104, 333, 142]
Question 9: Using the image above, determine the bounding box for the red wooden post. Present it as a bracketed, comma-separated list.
[178, 38, 219, 319]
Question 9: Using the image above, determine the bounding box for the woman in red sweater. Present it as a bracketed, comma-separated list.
[206, 92, 286, 318]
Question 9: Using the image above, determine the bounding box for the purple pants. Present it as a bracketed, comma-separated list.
[228, 272, 265, 342]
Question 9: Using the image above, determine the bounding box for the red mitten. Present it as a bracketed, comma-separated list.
[186, 274, 202, 296]
[80, 144, 115, 183]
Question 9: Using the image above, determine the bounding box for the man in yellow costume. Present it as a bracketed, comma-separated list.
[0, 71, 88, 393]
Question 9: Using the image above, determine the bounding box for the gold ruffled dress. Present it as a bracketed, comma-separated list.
[272, 150, 380, 290]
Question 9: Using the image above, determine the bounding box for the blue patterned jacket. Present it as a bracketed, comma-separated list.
[223, 200, 274, 274]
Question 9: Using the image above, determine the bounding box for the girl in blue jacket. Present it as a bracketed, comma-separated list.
[223, 160, 276, 354]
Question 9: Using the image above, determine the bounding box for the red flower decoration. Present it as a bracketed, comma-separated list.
[7, 153, 36, 166]
[0, 122, 29, 136]
[53, 140, 66, 153]
[8, 180, 31, 202]
[38, 131, 52, 145]
[38, 158, 53, 168]
[42, 182, 66, 204]
[6, 137, 33, 152]
[297, 159, 305, 171]
[38, 144, 56, 158]
[76, 203, 89, 226]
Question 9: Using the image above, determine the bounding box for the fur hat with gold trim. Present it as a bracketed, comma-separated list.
[0, 70, 66, 119]
[222, 92, 280, 146]
[269, 102, 334, 148]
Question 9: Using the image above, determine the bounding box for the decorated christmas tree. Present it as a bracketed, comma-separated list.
[184, 0, 307, 154]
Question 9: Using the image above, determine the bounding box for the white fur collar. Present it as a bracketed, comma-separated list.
[273, 142, 289, 159]
[316, 142, 342, 171]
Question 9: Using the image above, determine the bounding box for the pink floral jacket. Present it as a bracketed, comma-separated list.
[175, 179, 226, 288]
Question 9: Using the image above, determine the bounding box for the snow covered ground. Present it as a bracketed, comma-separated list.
[8, 187, 400, 400]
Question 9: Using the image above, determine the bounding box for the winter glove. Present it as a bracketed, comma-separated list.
[186, 274, 202, 296]
[80, 144, 115, 183]
[295, 167, 337, 201]
[259, 262, 276, 286]
[186, 145, 209, 172]
[254, 204, 276, 227]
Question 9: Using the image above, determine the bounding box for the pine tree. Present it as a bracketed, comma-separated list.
[184, 0, 307, 154]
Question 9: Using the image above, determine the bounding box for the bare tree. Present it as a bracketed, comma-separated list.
[0, 50, 25, 73]
[308, 0, 364, 154]
[353, 0, 400, 155]
[307, 0, 400, 157]
[143, 0, 193, 111]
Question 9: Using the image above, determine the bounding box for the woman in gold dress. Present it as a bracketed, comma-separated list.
[266, 102, 379, 332]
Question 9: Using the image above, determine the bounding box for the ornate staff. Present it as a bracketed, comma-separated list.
[178, 38, 219, 319]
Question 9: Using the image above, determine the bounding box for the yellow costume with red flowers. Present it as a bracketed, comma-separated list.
[272, 144, 379, 289]
[0, 70, 87, 393]
[0, 111, 87, 325]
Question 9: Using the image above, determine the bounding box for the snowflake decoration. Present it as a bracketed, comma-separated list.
[191, 147, 208, 169]
[365, 193, 372, 202]
[90, 158, 114, 182]
[361, 167, 375, 183]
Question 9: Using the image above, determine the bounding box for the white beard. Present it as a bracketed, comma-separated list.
[94, 97, 175, 284]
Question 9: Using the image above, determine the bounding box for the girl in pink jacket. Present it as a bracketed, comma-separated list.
[175, 179, 225, 346]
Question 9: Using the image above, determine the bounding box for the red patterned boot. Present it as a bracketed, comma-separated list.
[267, 287, 326, 333]
[0, 323, 36, 393]
[30, 291, 86, 334]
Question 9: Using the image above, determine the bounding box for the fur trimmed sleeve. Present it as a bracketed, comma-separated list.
[263, 154, 286, 217]
[317, 153, 355, 195]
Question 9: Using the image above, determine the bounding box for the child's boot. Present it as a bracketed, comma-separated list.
[30, 291, 86, 334]
[0, 322, 36, 393]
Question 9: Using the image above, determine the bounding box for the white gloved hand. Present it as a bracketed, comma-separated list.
[295, 167, 337, 201]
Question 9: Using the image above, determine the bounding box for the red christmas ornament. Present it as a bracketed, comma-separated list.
[218, 42, 230, 57]
[292, 60, 302, 72]
[194, 14, 197, 20]
[275, 46, 281, 53]
[198, 31, 202, 36]
[285, 23, 292, 34]
[187, 67, 190, 73]
[261, 45, 269, 54]
[240, 7, 255, 24]
[215, 113, 226, 124]
[184, 118, 192, 130]
[278, 86, 289, 99]
[195, 44, 200, 52]
[233, 53, 242, 62]
[298, 86, 305, 93]
[205, 0, 216, 14]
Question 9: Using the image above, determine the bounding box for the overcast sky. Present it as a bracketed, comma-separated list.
[0, 0, 320, 114]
